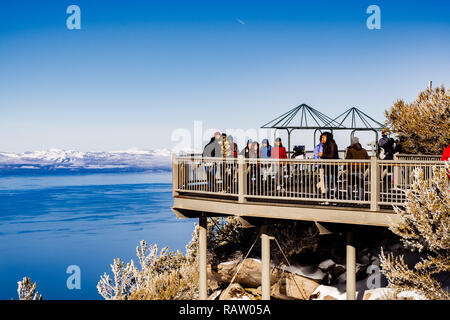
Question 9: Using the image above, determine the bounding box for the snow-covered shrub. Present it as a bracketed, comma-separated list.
[97, 232, 199, 300]
[380, 165, 450, 300]
[17, 277, 42, 300]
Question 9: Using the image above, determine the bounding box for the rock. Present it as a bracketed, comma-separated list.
[330, 264, 346, 282]
[370, 256, 381, 266]
[208, 290, 222, 300]
[318, 259, 336, 271]
[336, 272, 346, 284]
[208, 279, 220, 292]
[209, 259, 283, 288]
[356, 263, 368, 281]
[244, 287, 261, 300]
[219, 283, 255, 300]
[360, 254, 371, 265]
[271, 273, 320, 300]
[281, 264, 327, 283]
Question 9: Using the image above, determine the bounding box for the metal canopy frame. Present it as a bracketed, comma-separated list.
[261, 104, 385, 156]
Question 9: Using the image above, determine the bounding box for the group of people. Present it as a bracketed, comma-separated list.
[200, 130, 448, 201]
[201, 131, 369, 200]
[202, 131, 288, 160]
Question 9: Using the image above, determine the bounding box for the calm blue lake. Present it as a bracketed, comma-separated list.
[0, 172, 194, 300]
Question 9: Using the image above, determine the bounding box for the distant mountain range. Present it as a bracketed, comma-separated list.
[0, 148, 172, 174]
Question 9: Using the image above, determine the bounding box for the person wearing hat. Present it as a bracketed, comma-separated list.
[345, 136, 369, 200]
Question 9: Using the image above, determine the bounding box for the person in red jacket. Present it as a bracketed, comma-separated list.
[271, 138, 287, 191]
[271, 138, 287, 159]
[441, 143, 450, 161]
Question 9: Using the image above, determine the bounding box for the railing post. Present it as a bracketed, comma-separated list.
[238, 155, 246, 203]
[370, 156, 380, 211]
[172, 154, 179, 197]
[393, 154, 399, 187]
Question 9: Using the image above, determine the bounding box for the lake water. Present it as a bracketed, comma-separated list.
[0, 172, 195, 300]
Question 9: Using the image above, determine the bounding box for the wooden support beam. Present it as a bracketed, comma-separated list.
[346, 231, 356, 300]
[198, 217, 207, 300]
[173, 197, 402, 227]
[260, 225, 271, 300]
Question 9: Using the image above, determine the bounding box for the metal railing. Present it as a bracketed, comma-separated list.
[394, 154, 442, 161]
[173, 155, 446, 210]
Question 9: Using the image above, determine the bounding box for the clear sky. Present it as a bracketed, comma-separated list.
[1, 0, 449, 152]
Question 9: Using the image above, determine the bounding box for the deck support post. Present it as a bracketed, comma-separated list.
[346, 231, 356, 300]
[199, 216, 208, 300]
[260, 225, 271, 300]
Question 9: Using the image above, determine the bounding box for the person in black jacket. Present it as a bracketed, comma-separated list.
[202, 132, 222, 157]
[319, 132, 339, 200]
[240, 139, 252, 158]
[202, 132, 222, 191]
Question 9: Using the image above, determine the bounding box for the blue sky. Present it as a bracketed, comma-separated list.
[0, 0, 449, 152]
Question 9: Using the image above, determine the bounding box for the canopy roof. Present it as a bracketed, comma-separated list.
[261, 104, 343, 130]
[261, 104, 383, 131]
[325, 107, 384, 130]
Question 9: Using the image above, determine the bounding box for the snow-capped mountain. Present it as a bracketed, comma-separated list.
[0, 148, 173, 174]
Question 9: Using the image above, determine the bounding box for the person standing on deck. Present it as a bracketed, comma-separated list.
[202, 132, 222, 191]
[319, 132, 339, 200]
[241, 139, 252, 158]
[217, 133, 232, 192]
[226, 135, 239, 192]
[271, 138, 287, 159]
[259, 139, 271, 191]
[271, 138, 287, 190]
[228, 135, 238, 158]
[248, 142, 261, 194]
[313, 141, 323, 160]
[259, 139, 272, 159]
[345, 137, 369, 201]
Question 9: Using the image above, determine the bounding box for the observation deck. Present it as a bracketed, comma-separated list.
[171, 153, 443, 300]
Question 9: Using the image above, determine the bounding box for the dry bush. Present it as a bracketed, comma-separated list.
[384, 85, 450, 155]
[97, 225, 199, 300]
[380, 165, 450, 300]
